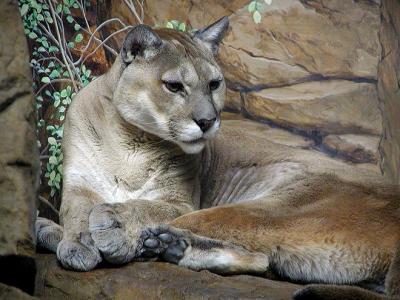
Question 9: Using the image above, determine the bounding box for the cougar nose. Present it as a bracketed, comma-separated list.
[194, 118, 216, 133]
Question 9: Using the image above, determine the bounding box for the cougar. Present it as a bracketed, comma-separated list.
[36, 17, 400, 299]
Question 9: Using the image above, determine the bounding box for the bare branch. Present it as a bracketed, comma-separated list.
[38, 195, 60, 216]
[73, 18, 129, 65]
[82, 27, 132, 65]
[82, 28, 118, 56]
[48, 0, 79, 93]
[123, 0, 143, 24]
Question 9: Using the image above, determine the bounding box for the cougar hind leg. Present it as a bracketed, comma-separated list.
[36, 217, 63, 253]
[293, 242, 400, 300]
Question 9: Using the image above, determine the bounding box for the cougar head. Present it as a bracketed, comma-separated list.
[113, 17, 229, 154]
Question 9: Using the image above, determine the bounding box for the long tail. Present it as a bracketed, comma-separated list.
[293, 242, 400, 300]
[35, 217, 63, 253]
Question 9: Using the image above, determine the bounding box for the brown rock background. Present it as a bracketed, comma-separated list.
[0, 0, 38, 296]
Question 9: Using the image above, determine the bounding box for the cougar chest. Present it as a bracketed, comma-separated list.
[103, 147, 165, 203]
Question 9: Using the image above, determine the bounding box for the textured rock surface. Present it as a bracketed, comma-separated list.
[35, 253, 300, 300]
[222, 112, 314, 149]
[244, 81, 382, 135]
[220, 0, 381, 88]
[0, 283, 38, 300]
[378, 0, 400, 184]
[0, 0, 38, 295]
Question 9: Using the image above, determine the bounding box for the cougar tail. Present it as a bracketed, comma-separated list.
[35, 217, 63, 253]
[293, 242, 400, 300]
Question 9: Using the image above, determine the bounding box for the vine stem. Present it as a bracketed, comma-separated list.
[47, 0, 79, 93]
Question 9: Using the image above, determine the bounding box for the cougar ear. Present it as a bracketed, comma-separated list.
[121, 25, 163, 64]
[194, 16, 229, 55]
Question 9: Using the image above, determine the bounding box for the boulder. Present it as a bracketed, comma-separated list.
[224, 88, 242, 112]
[221, 113, 314, 149]
[220, 0, 381, 89]
[0, 0, 38, 294]
[243, 80, 382, 135]
[35, 253, 301, 300]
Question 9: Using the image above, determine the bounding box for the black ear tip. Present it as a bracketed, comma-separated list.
[124, 24, 160, 43]
[220, 16, 229, 26]
[122, 24, 163, 64]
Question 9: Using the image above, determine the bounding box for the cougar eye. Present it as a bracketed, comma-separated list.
[209, 80, 221, 91]
[163, 81, 184, 93]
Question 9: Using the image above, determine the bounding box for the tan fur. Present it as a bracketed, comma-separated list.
[36, 20, 400, 299]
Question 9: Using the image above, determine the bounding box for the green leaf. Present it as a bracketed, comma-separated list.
[55, 173, 61, 182]
[41, 77, 50, 83]
[170, 20, 179, 28]
[50, 170, 56, 180]
[178, 22, 186, 32]
[248, 1, 256, 13]
[48, 137, 57, 145]
[67, 42, 74, 48]
[66, 15, 74, 23]
[74, 23, 81, 31]
[54, 99, 60, 107]
[28, 32, 38, 39]
[60, 115, 65, 121]
[37, 13, 44, 21]
[48, 46, 58, 52]
[63, 6, 71, 14]
[60, 89, 68, 98]
[49, 156, 57, 164]
[75, 33, 83, 43]
[59, 106, 66, 113]
[20, 4, 29, 16]
[253, 10, 262, 24]
[166, 22, 173, 29]
[56, 4, 62, 13]
[49, 69, 59, 79]
[57, 164, 63, 173]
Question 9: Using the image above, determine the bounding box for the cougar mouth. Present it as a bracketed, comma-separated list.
[180, 137, 206, 144]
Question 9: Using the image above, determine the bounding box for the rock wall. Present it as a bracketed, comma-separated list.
[0, 0, 38, 295]
[379, 0, 400, 185]
[108, 0, 384, 167]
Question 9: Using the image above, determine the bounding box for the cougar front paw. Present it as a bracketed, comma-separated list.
[56, 233, 102, 271]
[89, 203, 136, 264]
[136, 225, 189, 263]
[36, 217, 63, 252]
